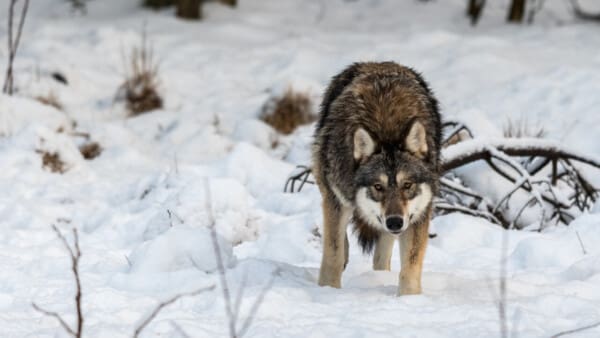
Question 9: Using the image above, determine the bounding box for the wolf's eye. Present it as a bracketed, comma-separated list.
[373, 183, 384, 192]
[403, 181, 413, 190]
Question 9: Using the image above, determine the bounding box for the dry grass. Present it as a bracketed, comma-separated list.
[260, 88, 316, 135]
[118, 31, 162, 117]
[79, 142, 102, 160]
[37, 150, 67, 173]
[35, 92, 63, 110]
[503, 117, 545, 138]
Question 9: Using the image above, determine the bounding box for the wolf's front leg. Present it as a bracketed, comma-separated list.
[373, 232, 395, 271]
[318, 195, 351, 288]
[398, 217, 430, 295]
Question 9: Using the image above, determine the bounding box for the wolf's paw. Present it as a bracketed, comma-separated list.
[318, 272, 342, 288]
[397, 277, 421, 296]
[397, 285, 422, 296]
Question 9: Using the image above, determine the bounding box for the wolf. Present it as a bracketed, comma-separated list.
[312, 61, 441, 295]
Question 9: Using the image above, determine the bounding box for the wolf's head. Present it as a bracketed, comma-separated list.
[353, 120, 436, 235]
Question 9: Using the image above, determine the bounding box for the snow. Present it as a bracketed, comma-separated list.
[1, 0, 600, 337]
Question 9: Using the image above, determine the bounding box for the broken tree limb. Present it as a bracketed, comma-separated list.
[442, 137, 600, 173]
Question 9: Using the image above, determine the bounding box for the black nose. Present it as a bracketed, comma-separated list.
[386, 216, 404, 232]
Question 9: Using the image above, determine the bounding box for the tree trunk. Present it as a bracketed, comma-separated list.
[143, 0, 174, 9]
[467, 0, 485, 26]
[507, 0, 526, 23]
[176, 0, 201, 20]
[219, 0, 237, 7]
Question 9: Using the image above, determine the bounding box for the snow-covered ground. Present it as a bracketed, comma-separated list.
[1, 0, 600, 337]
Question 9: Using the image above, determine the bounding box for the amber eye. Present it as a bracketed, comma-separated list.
[403, 181, 413, 190]
[373, 183, 384, 192]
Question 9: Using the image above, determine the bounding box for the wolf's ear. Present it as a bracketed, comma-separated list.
[405, 121, 428, 158]
[354, 128, 375, 161]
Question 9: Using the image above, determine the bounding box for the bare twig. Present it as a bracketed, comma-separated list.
[169, 320, 192, 338]
[440, 177, 483, 201]
[575, 231, 587, 255]
[284, 165, 314, 193]
[3, 0, 30, 95]
[205, 178, 237, 338]
[511, 197, 537, 229]
[132, 285, 216, 338]
[32, 303, 76, 337]
[236, 269, 279, 337]
[33, 225, 83, 338]
[551, 321, 600, 338]
[442, 120, 474, 146]
[435, 201, 502, 226]
[204, 177, 276, 338]
[498, 230, 508, 338]
[232, 270, 249, 326]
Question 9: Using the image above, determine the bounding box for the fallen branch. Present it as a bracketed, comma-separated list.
[33, 225, 83, 338]
[442, 138, 600, 172]
[444, 138, 597, 227]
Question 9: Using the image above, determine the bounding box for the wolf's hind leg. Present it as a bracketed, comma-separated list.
[398, 216, 430, 295]
[318, 195, 351, 288]
[373, 232, 395, 271]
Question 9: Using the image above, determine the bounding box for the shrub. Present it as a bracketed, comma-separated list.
[260, 88, 315, 135]
[117, 32, 162, 116]
[37, 150, 67, 173]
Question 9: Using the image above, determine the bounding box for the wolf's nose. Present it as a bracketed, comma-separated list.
[386, 216, 404, 232]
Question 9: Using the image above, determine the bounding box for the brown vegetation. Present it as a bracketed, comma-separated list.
[260, 88, 316, 135]
[79, 142, 102, 160]
[35, 92, 63, 110]
[118, 31, 163, 116]
[37, 150, 68, 174]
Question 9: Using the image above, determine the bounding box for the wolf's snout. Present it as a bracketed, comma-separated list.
[385, 216, 404, 233]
